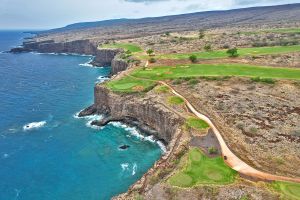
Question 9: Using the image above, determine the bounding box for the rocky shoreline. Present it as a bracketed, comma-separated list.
[12, 38, 190, 199]
[10, 39, 129, 76]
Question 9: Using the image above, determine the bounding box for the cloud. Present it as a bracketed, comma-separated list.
[1, 0, 299, 29]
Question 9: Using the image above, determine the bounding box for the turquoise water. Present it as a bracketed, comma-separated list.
[0, 31, 162, 200]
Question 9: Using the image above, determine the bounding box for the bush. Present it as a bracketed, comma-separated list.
[226, 47, 239, 57]
[146, 49, 154, 56]
[199, 30, 205, 39]
[189, 55, 198, 63]
[148, 57, 156, 63]
[208, 146, 218, 155]
[204, 44, 212, 51]
[251, 77, 275, 84]
[188, 79, 199, 85]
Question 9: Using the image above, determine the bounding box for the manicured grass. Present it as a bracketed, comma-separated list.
[186, 117, 209, 130]
[155, 85, 169, 93]
[168, 96, 184, 105]
[272, 181, 300, 200]
[143, 45, 300, 60]
[168, 148, 237, 187]
[131, 64, 300, 81]
[106, 76, 155, 93]
[99, 43, 142, 53]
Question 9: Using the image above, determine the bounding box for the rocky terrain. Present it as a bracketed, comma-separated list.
[174, 77, 300, 178]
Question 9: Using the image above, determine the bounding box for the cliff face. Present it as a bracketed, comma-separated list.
[91, 85, 183, 143]
[111, 58, 129, 75]
[16, 39, 129, 74]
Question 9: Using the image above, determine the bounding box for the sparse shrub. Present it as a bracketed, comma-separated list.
[189, 55, 198, 63]
[199, 30, 205, 39]
[236, 122, 244, 130]
[208, 146, 218, 154]
[165, 32, 170, 36]
[226, 47, 239, 57]
[148, 57, 156, 63]
[251, 77, 275, 84]
[146, 49, 154, 56]
[204, 44, 212, 51]
[125, 50, 132, 55]
[188, 79, 199, 85]
[172, 79, 182, 85]
[248, 126, 258, 135]
[223, 44, 230, 49]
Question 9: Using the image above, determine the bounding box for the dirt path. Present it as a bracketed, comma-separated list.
[132, 61, 300, 183]
[159, 81, 300, 183]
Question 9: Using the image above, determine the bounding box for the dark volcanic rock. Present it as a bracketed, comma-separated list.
[119, 145, 130, 150]
[9, 47, 30, 53]
[78, 105, 97, 117]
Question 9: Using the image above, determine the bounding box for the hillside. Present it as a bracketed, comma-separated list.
[38, 3, 300, 39]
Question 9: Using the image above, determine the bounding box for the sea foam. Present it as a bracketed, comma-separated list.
[110, 122, 167, 153]
[23, 121, 46, 131]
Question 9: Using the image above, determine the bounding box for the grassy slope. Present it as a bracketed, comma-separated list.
[169, 148, 237, 187]
[272, 181, 300, 200]
[131, 64, 300, 80]
[100, 43, 142, 53]
[140, 45, 300, 60]
[168, 96, 184, 105]
[186, 117, 209, 130]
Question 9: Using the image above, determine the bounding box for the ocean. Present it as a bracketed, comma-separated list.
[0, 31, 162, 200]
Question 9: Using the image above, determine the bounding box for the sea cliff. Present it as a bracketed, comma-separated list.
[11, 39, 129, 75]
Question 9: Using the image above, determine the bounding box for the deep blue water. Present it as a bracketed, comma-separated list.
[0, 31, 161, 200]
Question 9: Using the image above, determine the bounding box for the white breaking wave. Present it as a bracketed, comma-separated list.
[132, 163, 137, 176]
[110, 122, 167, 153]
[121, 163, 129, 171]
[74, 111, 103, 129]
[96, 76, 109, 84]
[23, 121, 46, 131]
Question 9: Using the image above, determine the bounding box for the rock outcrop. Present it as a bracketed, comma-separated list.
[80, 84, 184, 143]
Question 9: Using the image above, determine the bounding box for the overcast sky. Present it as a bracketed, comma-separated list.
[0, 0, 299, 30]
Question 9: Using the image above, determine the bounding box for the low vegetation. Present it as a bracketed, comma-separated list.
[272, 181, 300, 200]
[186, 117, 209, 130]
[168, 96, 184, 105]
[99, 43, 142, 53]
[168, 148, 237, 187]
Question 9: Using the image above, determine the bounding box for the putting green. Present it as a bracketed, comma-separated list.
[186, 117, 209, 130]
[168, 148, 237, 187]
[106, 76, 155, 93]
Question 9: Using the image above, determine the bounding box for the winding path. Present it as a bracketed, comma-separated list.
[159, 81, 300, 183]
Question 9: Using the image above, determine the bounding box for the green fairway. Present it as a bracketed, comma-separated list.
[106, 76, 155, 93]
[143, 45, 300, 60]
[168, 148, 237, 187]
[266, 28, 300, 34]
[99, 43, 142, 53]
[272, 181, 300, 200]
[186, 117, 209, 130]
[131, 63, 300, 80]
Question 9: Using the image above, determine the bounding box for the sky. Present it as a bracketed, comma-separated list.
[0, 0, 299, 30]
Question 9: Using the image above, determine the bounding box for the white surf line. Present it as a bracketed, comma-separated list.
[159, 81, 300, 183]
